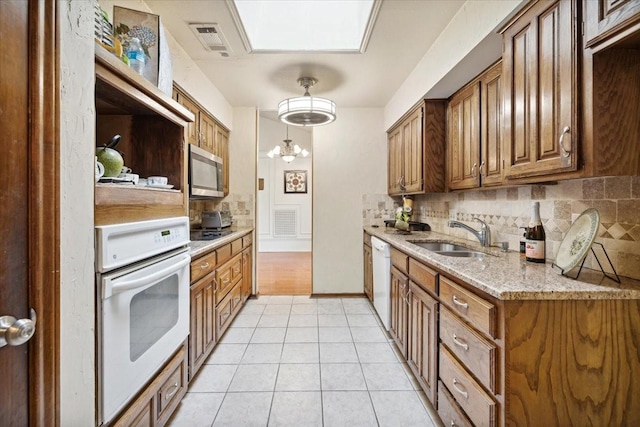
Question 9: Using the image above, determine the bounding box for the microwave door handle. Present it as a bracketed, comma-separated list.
[104, 256, 190, 298]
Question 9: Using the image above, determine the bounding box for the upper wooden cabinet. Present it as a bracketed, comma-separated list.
[501, 0, 578, 182]
[174, 85, 231, 196]
[447, 61, 503, 190]
[584, 0, 640, 50]
[94, 44, 194, 225]
[387, 100, 446, 196]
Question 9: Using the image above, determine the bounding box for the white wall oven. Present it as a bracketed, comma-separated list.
[95, 217, 190, 424]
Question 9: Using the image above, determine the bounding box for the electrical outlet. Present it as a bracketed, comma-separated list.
[449, 208, 458, 221]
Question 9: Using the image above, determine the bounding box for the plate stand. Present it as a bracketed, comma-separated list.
[552, 242, 621, 283]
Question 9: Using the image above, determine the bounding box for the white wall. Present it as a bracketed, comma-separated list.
[384, 0, 521, 128]
[313, 108, 387, 293]
[59, 1, 97, 425]
[258, 116, 313, 252]
[229, 107, 257, 195]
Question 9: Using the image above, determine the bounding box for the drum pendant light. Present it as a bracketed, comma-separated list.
[278, 77, 336, 127]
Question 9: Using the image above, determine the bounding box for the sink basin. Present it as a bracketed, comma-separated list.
[408, 241, 485, 258]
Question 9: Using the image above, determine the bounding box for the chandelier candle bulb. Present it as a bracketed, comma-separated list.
[525, 202, 546, 263]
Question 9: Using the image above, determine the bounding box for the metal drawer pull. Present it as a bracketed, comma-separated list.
[559, 126, 571, 157]
[199, 262, 210, 269]
[450, 421, 457, 427]
[452, 378, 469, 399]
[452, 295, 468, 309]
[165, 382, 179, 401]
[452, 334, 469, 351]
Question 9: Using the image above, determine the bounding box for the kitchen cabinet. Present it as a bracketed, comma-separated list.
[241, 233, 253, 302]
[389, 266, 408, 358]
[110, 341, 187, 427]
[501, 0, 578, 182]
[189, 270, 216, 379]
[447, 61, 503, 190]
[363, 234, 373, 302]
[387, 100, 446, 196]
[174, 85, 230, 196]
[94, 44, 194, 225]
[584, 0, 640, 51]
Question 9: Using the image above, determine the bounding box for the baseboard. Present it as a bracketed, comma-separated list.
[310, 293, 366, 298]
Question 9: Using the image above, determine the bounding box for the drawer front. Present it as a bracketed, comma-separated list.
[230, 283, 243, 312]
[242, 232, 253, 248]
[231, 238, 243, 255]
[216, 286, 239, 338]
[408, 258, 438, 295]
[190, 250, 216, 284]
[438, 380, 473, 427]
[215, 254, 242, 304]
[390, 247, 409, 273]
[216, 243, 232, 265]
[157, 359, 186, 420]
[440, 307, 497, 393]
[440, 277, 496, 338]
[439, 345, 497, 427]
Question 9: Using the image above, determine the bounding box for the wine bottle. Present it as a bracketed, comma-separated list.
[526, 202, 546, 263]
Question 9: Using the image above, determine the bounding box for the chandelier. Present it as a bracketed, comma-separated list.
[278, 77, 336, 127]
[267, 127, 309, 163]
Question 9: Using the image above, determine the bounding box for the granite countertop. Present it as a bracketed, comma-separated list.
[365, 226, 640, 301]
[189, 227, 253, 258]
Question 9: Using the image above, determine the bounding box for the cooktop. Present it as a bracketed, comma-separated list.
[190, 228, 233, 241]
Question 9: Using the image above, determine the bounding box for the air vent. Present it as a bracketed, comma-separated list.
[189, 23, 231, 55]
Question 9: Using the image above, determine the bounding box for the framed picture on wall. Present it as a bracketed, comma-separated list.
[284, 170, 307, 194]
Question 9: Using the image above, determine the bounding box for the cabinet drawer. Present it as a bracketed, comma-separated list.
[437, 380, 473, 427]
[408, 258, 438, 295]
[440, 307, 497, 393]
[231, 238, 243, 255]
[242, 232, 253, 248]
[440, 277, 496, 338]
[217, 243, 232, 265]
[157, 356, 186, 422]
[215, 253, 242, 304]
[390, 247, 408, 273]
[216, 285, 240, 338]
[190, 250, 216, 284]
[439, 345, 497, 427]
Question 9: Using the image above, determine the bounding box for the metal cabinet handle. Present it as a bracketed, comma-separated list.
[480, 160, 486, 177]
[558, 126, 571, 158]
[452, 378, 469, 399]
[165, 382, 179, 401]
[452, 295, 469, 310]
[199, 262, 210, 269]
[452, 334, 469, 351]
[0, 308, 37, 348]
[471, 162, 477, 178]
[450, 421, 457, 427]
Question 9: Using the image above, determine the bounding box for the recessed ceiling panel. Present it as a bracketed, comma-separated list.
[229, 0, 379, 52]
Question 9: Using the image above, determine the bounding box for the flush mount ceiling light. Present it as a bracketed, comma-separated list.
[278, 77, 336, 127]
[267, 126, 309, 163]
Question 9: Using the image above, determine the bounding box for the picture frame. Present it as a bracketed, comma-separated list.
[113, 6, 160, 85]
[284, 170, 307, 194]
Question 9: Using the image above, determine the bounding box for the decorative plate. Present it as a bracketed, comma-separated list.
[554, 208, 600, 273]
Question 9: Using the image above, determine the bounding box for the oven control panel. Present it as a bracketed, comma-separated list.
[95, 216, 190, 273]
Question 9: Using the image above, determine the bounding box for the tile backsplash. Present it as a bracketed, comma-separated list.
[190, 193, 254, 228]
[364, 176, 640, 280]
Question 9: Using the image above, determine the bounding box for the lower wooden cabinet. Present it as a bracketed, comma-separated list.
[389, 265, 409, 358]
[216, 283, 242, 338]
[363, 243, 373, 302]
[111, 341, 188, 427]
[241, 246, 252, 302]
[189, 271, 216, 379]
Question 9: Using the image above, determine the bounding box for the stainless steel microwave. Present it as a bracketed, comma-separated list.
[189, 144, 223, 198]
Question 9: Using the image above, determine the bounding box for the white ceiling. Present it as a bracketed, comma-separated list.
[145, 0, 468, 111]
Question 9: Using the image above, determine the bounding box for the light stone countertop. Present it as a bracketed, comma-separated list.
[365, 226, 640, 301]
[189, 227, 253, 258]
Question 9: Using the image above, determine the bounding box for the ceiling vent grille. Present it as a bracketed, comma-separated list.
[189, 23, 231, 56]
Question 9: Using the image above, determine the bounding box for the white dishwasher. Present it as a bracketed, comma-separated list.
[371, 236, 391, 330]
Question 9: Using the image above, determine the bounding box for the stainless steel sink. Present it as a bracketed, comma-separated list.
[408, 241, 485, 257]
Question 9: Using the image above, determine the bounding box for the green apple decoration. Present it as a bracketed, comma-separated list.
[96, 147, 124, 177]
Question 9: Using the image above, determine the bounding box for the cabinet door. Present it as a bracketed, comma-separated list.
[447, 82, 480, 190]
[389, 266, 408, 358]
[189, 272, 216, 379]
[242, 247, 252, 301]
[502, 0, 577, 180]
[363, 244, 373, 302]
[480, 62, 504, 187]
[199, 113, 216, 154]
[176, 92, 200, 146]
[387, 128, 403, 195]
[403, 107, 423, 193]
[407, 282, 438, 405]
[584, 0, 640, 50]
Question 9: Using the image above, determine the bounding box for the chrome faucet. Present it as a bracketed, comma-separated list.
[448, 218, 491, 247]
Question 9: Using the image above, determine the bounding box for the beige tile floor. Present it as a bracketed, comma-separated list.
[168, 295, 439, 427]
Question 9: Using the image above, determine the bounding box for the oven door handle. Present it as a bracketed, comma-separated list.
[105, 255, 191, 298]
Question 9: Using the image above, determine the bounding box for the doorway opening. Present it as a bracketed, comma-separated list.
[256, 111, 312, 295]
